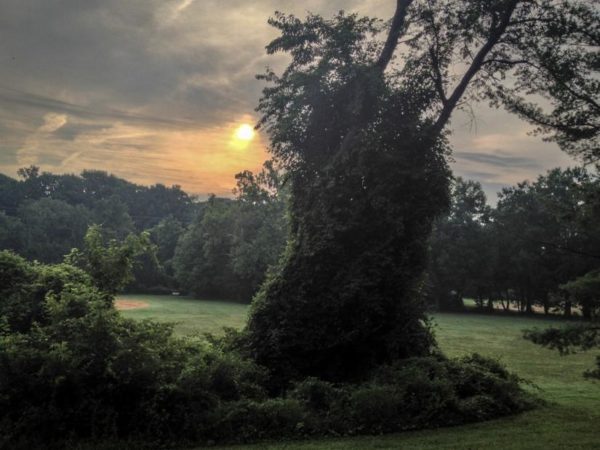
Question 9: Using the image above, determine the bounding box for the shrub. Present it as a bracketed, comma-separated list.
[211, 398, 305, 443]
[0, 252, 538, 448]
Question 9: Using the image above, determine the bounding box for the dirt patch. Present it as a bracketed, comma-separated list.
[115, 299, 150, 310]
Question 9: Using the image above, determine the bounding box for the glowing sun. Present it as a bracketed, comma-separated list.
[235, 124, 255, 141]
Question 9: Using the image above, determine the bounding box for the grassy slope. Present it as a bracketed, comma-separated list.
[117, 295, 600, 450]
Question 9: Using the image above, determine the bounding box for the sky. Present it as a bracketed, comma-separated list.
[0, 0, 575, 201]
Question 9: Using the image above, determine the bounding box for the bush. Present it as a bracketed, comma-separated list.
[0, 251, 538, 448]
[211, 398, 305, 443]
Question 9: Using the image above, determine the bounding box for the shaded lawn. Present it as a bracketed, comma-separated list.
[118, 294, 249, 336]
[117, 295, 600, 450]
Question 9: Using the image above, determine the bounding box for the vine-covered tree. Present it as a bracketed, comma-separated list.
[245, 0, 598, 383]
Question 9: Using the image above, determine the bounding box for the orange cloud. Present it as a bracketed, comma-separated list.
[11, 114, 269, 197]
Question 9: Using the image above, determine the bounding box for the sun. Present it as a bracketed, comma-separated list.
[235, 124, 255, 141]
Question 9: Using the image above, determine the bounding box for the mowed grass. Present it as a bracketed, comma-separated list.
[116, 295, 600, 450]
[117, 294, 249, 336]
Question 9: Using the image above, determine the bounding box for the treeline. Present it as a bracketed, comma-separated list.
[0, 165, 195, 260]
[2, 164, 598, 312]
[0, 163, 287, 301]
[172, 163, 287, 300]
[428, 167, 600, 318]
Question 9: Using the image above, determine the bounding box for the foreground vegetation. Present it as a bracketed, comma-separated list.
[118, 295, 599, 450]
[0, 250, 536, 449]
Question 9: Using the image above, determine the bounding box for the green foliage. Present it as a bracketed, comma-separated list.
[0, 212, 24, 253]
[0, 251, 43, 332]
[525, 324, 600, 379]
[491, 167, 600, 315]
[428, 178, 492, 311]
[0, 251, 535, 448]
[18, 198, 92, 263]
[561, 270, 600, 319]
[66, 225, 156, 297]
[246, 10, 450, 384]
[173, 196, 239, 299]
[173, 162, 287, 301]
[207, 354, 536, 445]
[429, 167, 600, 316]
[0, 167, 196, 268]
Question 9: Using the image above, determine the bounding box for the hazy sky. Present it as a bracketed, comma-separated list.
[0, 0, 575, 200]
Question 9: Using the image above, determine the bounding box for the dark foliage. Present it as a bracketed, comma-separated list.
[525, 323, 600, 379]
[245, 11, 451, 384]
[0, 251, 536, 449]
[173, 162, 288, 301]
[428, 167, 600, 317]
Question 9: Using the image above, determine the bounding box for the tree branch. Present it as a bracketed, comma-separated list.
[430, 47, 448, 105]
[375, 0, 414, 73]
[336, 0, 415, 157]
[431, 0, 520, 137]
[483, 58, 531, 67]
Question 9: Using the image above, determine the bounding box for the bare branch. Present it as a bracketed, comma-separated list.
[483, 58, 531, 67]
[431, 0, 520, 137]
[375, 0, 415, 73]
[429, 47, 448, 106]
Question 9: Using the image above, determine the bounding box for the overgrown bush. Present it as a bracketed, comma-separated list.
[0, 251, 538, 449]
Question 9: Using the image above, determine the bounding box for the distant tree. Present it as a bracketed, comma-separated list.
[230, 161, 288, 300]
[66, 225, 155, 298]
[494, 167, 599, 315]
[0, 212, 24, 254]
[173, 196, 238, 299]
[91, 195, 135, 239]
[18, 198, 91, 263]
[127, 216, 185, 293]
[132, 184, 194, 229]
[0, 167, 197, 294]
[561, 270, 600, 320]
[16, 165, 40, 181]
[16, 165, 46, 201]
[172, 163, 288, 301]
[0, 173, 21, 213]
[150, 216, 185, 275]
[428, 178, 491, 311]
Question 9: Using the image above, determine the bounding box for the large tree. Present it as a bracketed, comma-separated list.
[244, 0, 598, 383]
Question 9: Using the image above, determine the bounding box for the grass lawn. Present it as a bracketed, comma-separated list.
[116, 294, 600, 450]
[118, 294, 249, 336]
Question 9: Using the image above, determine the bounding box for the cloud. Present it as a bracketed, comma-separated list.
[447, 104, 576, 203]
[454, 151, 539, 170]
[39, 113, 68, 133]
[0, 86, 196, 128]
[0, 0, 577, 197]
